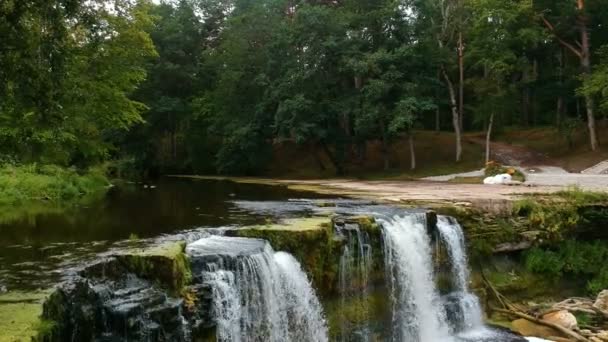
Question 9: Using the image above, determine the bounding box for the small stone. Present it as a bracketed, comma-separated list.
[590, 337, 603, 342]
[542, 310, 578, 330]
[594, 290, 608, 312]
[596, 331, 608, 341]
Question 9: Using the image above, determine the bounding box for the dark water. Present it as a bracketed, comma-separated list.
[0, 178, 328, 290]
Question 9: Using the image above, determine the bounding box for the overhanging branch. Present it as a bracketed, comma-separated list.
[539, 15, 583, 59]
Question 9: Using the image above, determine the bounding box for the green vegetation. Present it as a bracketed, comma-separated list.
[484, 161, 525, 182]
[0, 164, 109, 206]
[525, 240, 608, 294]
[0, 291, 55, 342]
[230, 216, 384, 296]
[117, 241, 192, 294]
[512, 188, 608, 239]
[3, 0, 608, 179]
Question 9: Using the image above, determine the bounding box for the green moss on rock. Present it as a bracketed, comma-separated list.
[323, 288, 390, 340]
[116, 241, 192, 294]
[0, 291, 56, 342]
[227, 216, 384, 297]
[228, 217, 341, 295]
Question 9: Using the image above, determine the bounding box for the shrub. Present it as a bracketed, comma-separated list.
[0, 163, 110, 206]
[524, 240, 608, 294]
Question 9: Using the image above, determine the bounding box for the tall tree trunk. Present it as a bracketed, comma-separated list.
[321, 142, 343, 175]
[522, 61, 531, 126]
[442, 68, 462, 162]
[557, 97, 564, 127]
[485, 113, 495, 164]
[522, 87, 530, 127]
[579, 1, 598, 150]
[532, 59, 539, 125]
[311, 142, 326, 171]
[556, 48, 565, 127]
[541, 0, 598, 150]
[458, 31, 465, 131]
[435, 107, 440, 132]
[408, 133, 416, 170]
[381, 129, 390, 171]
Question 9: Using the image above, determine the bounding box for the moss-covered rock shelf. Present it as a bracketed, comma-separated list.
[115, 241, 192, 294]
[226, 215, 384, 296]
[0, 291, 55, 342]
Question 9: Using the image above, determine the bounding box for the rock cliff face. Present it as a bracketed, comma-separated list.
[42, 242, 205, 341]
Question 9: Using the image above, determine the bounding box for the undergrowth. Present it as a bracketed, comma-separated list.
[0, 163, 110, 206]
[525, 240, 608, 294]
[512, 187, 608, 239]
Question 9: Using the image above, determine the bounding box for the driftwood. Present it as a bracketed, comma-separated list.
[481, 267, 591, 342]
[492, 307, 591, 342]
[552, 298, 608, 320]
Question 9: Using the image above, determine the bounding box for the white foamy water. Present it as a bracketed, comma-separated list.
[191, 236, 328, 342]
[274, 252, 329, 341]
[379, 214, 452, 341]
[437, 216, 484, 330]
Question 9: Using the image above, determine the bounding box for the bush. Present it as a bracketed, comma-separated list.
[484, 161, 525, 182]
[0, 163, 110, 206]
[524, 240, 608, 294]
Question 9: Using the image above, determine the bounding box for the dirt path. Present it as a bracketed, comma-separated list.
[465, 136, 552, 166]
[462, 137, 608, 187]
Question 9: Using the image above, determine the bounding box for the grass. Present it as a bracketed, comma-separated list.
[0, 164, 110, 206]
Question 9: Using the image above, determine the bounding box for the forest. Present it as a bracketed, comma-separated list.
[2, 0, 608, 183]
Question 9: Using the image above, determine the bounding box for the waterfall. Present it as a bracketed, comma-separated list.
[338, 223, 372, 341]
[437, 215, 484, 331]
[378, 213, 451, 341]
[273, 252, 328, 342]
[188, 236, 328, 342]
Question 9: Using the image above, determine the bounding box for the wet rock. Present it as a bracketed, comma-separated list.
[43, 253, 195, 341]
[541, 310, 577, 330]
[594, 290, 608, 312]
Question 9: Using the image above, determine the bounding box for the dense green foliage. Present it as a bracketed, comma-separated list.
[2, 0, 608, 175]
[525, 240, 608, 294]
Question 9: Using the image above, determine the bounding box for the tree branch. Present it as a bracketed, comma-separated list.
[539, 15, 583, 59]
[492, 308, 590, 342]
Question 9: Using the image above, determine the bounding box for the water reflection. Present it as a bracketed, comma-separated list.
[0, 178, 328, 290]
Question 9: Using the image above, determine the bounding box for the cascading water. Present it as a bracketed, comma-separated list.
[187, 236, 328, 342]
[338, 223, 372, 341]
[437, 215, 484, 332]
[378, 213, 451, 342]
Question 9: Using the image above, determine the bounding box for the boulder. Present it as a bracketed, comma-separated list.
[594, 290, 608, 312]
[541, 310, 578, 330]
[511, 319, 566, 340]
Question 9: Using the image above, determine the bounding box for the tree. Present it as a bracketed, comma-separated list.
[579, 46, 608, 114]
[0, 0, 156, 165]
[538, 0, 599, 150]
[467, 0, 541, 162]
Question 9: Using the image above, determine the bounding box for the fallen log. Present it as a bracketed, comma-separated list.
[492, 307, 591, 342]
